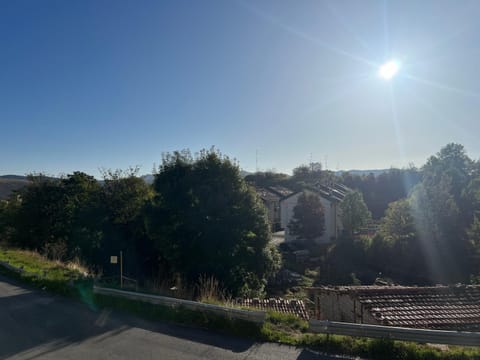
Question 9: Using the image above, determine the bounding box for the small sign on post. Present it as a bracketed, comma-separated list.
[109, 253, 123, 288]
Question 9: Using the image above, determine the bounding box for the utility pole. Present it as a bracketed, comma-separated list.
[120, 251, 123, 289]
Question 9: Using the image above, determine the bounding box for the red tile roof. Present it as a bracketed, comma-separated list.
[236, 298, 309, 320]
[319, 285, 480, 330]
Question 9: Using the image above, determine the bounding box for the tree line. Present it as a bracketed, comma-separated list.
[323, 143, 480, 285]
[246, 143, 480, 286]
[0, 149, 280, 297]
[246, 163, 420, 219]
[1, 143, 479, 292]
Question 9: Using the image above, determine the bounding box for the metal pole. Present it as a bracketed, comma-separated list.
[120, 251, 123, 289]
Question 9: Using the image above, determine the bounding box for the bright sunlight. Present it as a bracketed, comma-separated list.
[378, 59, 401, 80]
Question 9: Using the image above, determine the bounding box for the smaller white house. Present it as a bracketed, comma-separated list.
[256, 187, 282, 231]
[280, 184, 348, 244]
[255, 186, 294, 232]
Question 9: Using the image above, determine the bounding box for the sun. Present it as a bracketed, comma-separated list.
[378, 59, 400, 80]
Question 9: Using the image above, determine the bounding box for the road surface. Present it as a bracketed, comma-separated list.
[0, 275, 352, 360]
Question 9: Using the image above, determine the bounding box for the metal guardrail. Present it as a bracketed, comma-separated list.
[89, 286, 480, 346]
[93, 285, 266, 324]
[120, 275, 138, 291]
[95, 276, 137, 291]
[309, 320, 480, 347]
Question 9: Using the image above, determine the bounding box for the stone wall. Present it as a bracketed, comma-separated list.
[314, 289, 380, 324]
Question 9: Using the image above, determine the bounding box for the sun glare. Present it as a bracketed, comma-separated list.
[378, 60, 400, 80]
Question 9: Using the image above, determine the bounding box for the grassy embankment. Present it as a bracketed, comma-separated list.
[1, 247, 480, 360]
[0, 246, 91, 297]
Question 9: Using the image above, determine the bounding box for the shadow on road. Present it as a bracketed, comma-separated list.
[0, 275, 254, 358]
[0, 275, 351, 360]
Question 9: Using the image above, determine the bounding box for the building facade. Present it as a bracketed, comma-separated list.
[280, 185, 346, 244]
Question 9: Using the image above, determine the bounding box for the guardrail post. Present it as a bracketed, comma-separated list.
[120, 251, 123, 289]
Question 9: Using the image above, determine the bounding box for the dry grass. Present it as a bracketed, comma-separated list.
[147, 274, 194, 299]
[65, 257, 89, 277]
[196, 274, 231, 305]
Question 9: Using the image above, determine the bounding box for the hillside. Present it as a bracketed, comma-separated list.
[0, 176, 29, 200]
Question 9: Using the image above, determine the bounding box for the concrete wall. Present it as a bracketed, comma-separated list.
[316, 290, 356, 322]
[321, 196, 335, 244]
[262, 199, 281, 231]
[280, 192, 301, 234]
[314, 290, 379, 325]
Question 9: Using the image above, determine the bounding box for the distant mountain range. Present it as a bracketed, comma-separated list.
[335, 169, 390, 177]
[239, 169, 390, 177]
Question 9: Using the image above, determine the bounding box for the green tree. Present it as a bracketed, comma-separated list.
[0, 198, 21, 243]
[322, 235, 372, 285]
[409, 143, 475, 283]
[467, 215, 480, 278]
[340, 190, 371, 236]
[291, 163, 336, 188]
[12, 175, 67, 250]
[244, 171, 290, 188]
[375, 198, 429, 284]
[379, 199, 416, 244]
[423, 143, 473, 203]
[9, 173, 102, 261]
[146, 149, 280, 296]
[99, 167, 154, 277]
[60, 172, 103, 262]
[288, 192, 325, 243]
[101, 167, 153, 225]
[340, 167, 421, 218]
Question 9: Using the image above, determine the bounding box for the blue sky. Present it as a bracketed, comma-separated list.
[2, 0, 480, 177]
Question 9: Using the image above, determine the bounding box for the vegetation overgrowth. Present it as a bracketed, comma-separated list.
[0, 248, 479, 360]
[1, 143, 480, 297]
[0, 246, 91, 296]
[91, 288, 480, 360]
[0, 149, 280, 297]
[250, 143, 480, 286]
[319, 143, 480, 285]
[262, 312, 480, 360]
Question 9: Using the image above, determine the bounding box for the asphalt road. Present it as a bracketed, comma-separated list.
[0, 275, 352, 360]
